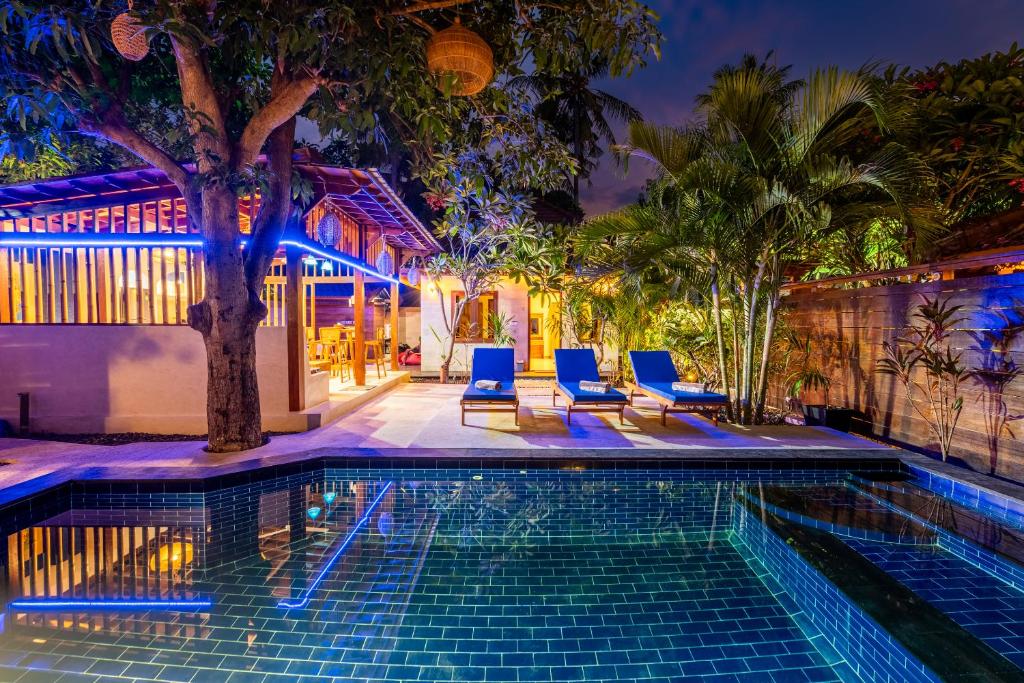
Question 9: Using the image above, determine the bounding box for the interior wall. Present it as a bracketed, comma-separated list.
[772, 272, 1024, 480]
[0, 325, 311, 434]
[399, 309, 421, 349]
[527, 292, 559, 370]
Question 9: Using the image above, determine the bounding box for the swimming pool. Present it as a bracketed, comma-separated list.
[1, 459, 1022, 682]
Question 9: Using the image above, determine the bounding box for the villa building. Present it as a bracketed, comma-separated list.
[0, 162, 438, 434]
[418, 275, 615, 377]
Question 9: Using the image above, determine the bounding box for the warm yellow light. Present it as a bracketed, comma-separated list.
[149, 542, 194, 572]
[685, 371, 699, 382]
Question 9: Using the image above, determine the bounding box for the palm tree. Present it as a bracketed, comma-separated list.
[521, 61, 643, 204]
[592, 57, 938, 423]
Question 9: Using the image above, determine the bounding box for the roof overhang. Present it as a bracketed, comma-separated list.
[0, 163, 440, 256]
[0, 231, 406, 285]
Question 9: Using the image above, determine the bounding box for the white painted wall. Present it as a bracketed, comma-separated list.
[0, 325, 322, 434]
[419, 276, 529, 374]
[398, 308, 421, 349]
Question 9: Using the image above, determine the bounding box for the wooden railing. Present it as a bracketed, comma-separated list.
[1, 192, 394, 326]
[0, 242, 204, 324]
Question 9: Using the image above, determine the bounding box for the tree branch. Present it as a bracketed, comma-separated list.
[78, 113, 201, 228]
[391, 0, 475, 15]
[235, 74, 318, 169]
[244, 117, 297, 292]
[78, 116, 188, 189]
[169, 35, 230, 170]
[403, 13, 436, 33]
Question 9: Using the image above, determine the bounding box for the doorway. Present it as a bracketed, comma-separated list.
[527, 292, 559, 373]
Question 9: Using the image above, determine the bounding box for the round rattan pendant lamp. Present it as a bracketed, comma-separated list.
[111, 1, 149, 61]
[425, 19, 494, 96]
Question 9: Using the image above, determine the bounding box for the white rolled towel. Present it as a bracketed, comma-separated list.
[672, 381, 704, 393]
[579, 380, 611, 393]
[474, 379, 502, 390]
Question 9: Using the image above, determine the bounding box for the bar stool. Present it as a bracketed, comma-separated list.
[333, 339, 352, 382]
[365, 327, 387, 379]
[319, 327, 344, 379]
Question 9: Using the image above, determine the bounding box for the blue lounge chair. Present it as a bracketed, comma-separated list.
[461, 347, 519, 426]
[553, 348, 628, 425]
[627, 350, 727, 426]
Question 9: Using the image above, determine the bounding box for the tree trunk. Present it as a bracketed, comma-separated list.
[439, 298, 467, 384]
[739, 279, 756, 424]
[188, 187, 267, 452]
[739, 261, 768, 425]
[753, 289, 781, 424]
[730, 288, 741, 421]
[709, 264, 734, 422]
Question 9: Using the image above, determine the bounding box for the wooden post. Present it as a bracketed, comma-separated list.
[353, 270, 366, 386]
[390, 279, 400, 371]
[285, 246, 305, 411]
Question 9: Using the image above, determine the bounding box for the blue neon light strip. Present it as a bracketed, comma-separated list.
[9, 599, 212, 611]
[278, 238, 402, 285]
[0, 233, 400, 284]
[0, 234, 203, 248]
[278, 480, 394, 609]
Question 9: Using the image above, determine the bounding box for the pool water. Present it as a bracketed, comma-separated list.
[1, 464, 1023, 682]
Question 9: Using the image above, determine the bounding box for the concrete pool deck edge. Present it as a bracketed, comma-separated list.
[0, 443, 994, 509]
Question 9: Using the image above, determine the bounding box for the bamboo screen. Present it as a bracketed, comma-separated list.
[0, 194, 292, 325]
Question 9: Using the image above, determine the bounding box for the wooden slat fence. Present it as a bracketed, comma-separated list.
[773, 271, 1024, 480]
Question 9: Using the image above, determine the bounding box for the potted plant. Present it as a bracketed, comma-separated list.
[783, 330, 854, 432]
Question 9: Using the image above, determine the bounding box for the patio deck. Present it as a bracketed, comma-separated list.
[0, 381, 898, 500]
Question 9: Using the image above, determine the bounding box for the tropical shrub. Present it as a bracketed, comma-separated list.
[586, 56, 935, 423]
[877, 296, 970, 460]
[968, 302, 1024, 473]
[886, 44, 1024, 224]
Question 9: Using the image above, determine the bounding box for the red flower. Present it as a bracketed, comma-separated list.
[1009, 178, 1024, 194]
[424, 193, 446, 211]
[950, 137, 964, 152]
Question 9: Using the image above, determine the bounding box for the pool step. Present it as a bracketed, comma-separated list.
[328, 509, 437, 653]
[740, 493, 1024, 682]
[850, 476, 1024, 576]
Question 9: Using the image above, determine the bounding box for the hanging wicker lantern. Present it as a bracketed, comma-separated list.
[316, 211, 342, 248]
[406, 264, 420, 287]
[425, 20, 494, 96]
[111, 5, 149, 62]
[375, 250, 394, 277]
